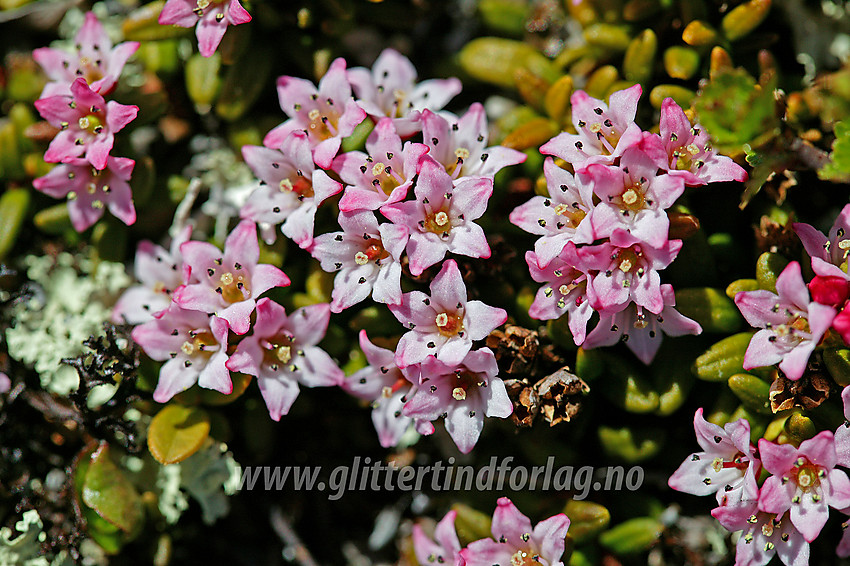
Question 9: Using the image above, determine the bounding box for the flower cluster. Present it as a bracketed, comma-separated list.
[233, 49, 523, 451]
[511, 88, 748, 363]
[413, 497, 570, 566]
[32, 12, 140, 232]
[670, 402, 850, 565]
[116, 220, 343, 418]
[732, 205, 850, 381]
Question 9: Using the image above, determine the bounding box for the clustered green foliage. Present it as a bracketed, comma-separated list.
[0, 0, 849, 565]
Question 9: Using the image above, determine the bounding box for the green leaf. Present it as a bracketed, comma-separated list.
[675, 288, 743, 333]
[563, 500, 610, 544]
[147, 404, 211, 465]
[599, 517, 664, 555]
[693, 67, 779, 154]
[819, 121, 850, 183]
[82, 443, 144, 534]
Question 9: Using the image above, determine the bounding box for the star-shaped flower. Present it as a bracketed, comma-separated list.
[310, 210, 409, 312]
[225, 299, 344, 420]
[32, 156, 135, 232]
[525, 244, 594, 345]
[460, 498, 571, 566]
[583, 284, 701, 363]
[33, 11, 139, 97]
[758, 432, 850, 542]
[332, 117, 428, 211]
[509, 157, 595, 267]
[540, 84, 645, 166]
[668, 408, 760, 505]
[158, 0, 251, 58]
[412, 510, 463, 566]
[348, 48, 462, 137]
[793, 203, 850, 280]
[241, 131, 343, 249]
[173, 220, 290, 335]
[658, 97, 748, 186]
[381, 157, 493, 276]
[734, 261, 836, 380]
[34, 78, 138, 170]
[401, 348, 512, 454]
[132, 305, 231, 402]
[388, 259, 507, 368]
[421, 104, 525, 183]
[343, 330, 416, 449]
[582, 146, 685, 248]
[579, 229, 682, 315]
[113, 226, 192, 325]
[264, 58, 367, 169]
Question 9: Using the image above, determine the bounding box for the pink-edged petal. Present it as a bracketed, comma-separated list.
[464, 301, 507, 340]
[491, 497, 534, 547]
[742, 329, 784, 371]
[258, 375, 301, 421]
[228, 0, 252, 24]
[153, 359, 200, 403]
[758, 438, 799, 476]
[300, 346, 344, 387]
[532, 514, 570, 563]
[445, 403, 485, 454]
[252, 264, 291, 296]
[429, 260, 467, 310]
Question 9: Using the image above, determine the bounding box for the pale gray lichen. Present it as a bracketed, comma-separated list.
[185, 136, 258, 245]
[5, 252, 130, 396]
[155, 440, 242, 526]
[0, 510, 72, 566]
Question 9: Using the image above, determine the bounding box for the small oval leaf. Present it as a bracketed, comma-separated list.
[147, 404, 211, 465]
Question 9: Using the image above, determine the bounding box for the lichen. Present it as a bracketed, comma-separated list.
[5, 252, 130, 396]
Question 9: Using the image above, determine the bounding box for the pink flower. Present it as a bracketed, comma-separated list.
[540, 84, 644, 166]
[712, 481, 809, 566]
[582, 146, 686, 248]
[412, 510, 463, 566]
[583, 284, 701, 364]
[132, 305, 231, 402]
[579, 229, 682, 315]
[264, 58, 367, 169]
[348, 48, 462, 137]
[657, 98, 748, 186]
[225, 299, 343, 421]
[758, 432, 850, 542]
[332, 117, 428, 211]
[525, 245, 593, 344]
[834, 306, 850, 344]
[668, 408, 760, 505]
[734, 261, 836, 380]
[793, 204, 850, 280]
[310, 210, 409, 312]
[173, 220, 290, 335]
[808, 275, 850, 308]
[32, 156, 135, 231]
[33, 12, 139, 98]
[241, 132, 343, 248]
[834, 385, 850, 468]
[0, 372, 10, 394]
[401, 349, 511, 453]
[35, 78, 138, 170]
[509, 157, 595, 267]
[343, 331, 416, 448]
[420, 104, 525, 182]
[113, 226, 192, 325]
[158, 0, 251, 58]
[381, 157, 493, 276]
[388, 259, 507, 368]
[460, 497, 570, 566]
